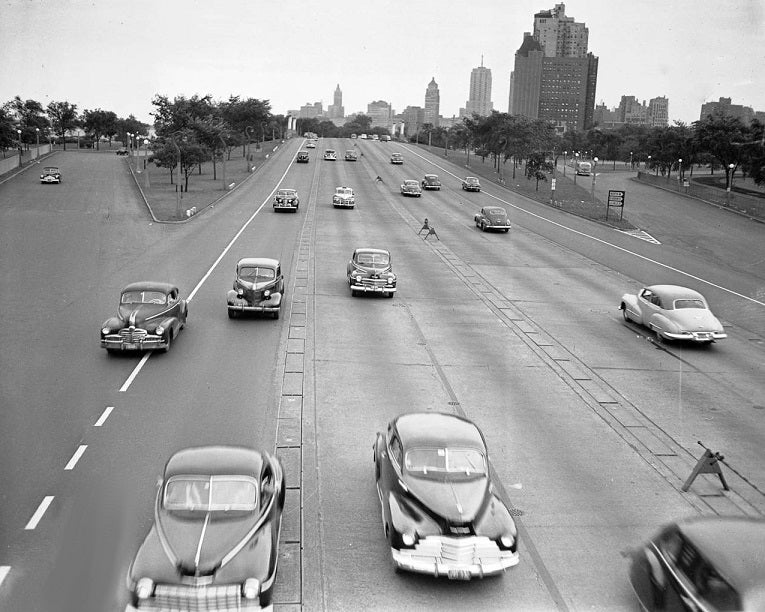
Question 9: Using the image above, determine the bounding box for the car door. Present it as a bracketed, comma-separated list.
[637, 288, 659, 325]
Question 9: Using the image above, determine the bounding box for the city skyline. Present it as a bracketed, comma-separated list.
[1, 0, 763, 127]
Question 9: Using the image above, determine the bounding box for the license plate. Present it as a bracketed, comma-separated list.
[123, 343, 137, 349]
[447, 569, 471, 581]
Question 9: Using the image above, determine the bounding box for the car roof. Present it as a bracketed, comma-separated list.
[121, 281, 177, 294]
[404, 179, 419, 184]
[164, 446, 264, 479]
[466, 176, 479, 181]
[237, 257, 279, 268]
[645, 285, 705, 301]
[677, 516, 765, 590]
[484, 206, 506, 213]
[355, 247, 389, 256]
[393, 412, 487, 452]
[424, 174, 438, 178]
[43, 167, 59, 171]
[277, 188, 296, 193]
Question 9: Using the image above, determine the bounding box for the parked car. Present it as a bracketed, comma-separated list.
[40, 167, 61, 184]
[333, 186, 356, 209]
[462, 176, 481, 192]
[323, 149, 337, 161]
[344, 150, 358, 161]
[227, 257, 284, 319]
[372, 134, 380, 141]
[126, 446, 285, 610]
[628, 516, 765, 611]
[400, 179, 422, 197]
[101, 281, 187, 353]
[380, 135, 391, 142]
[421, 174, 441, 190]
[620, 285, 727, 344]
[296, 151, 310, 163]
[116, 148, 130, 156]
[347, 248, 396, 297]
[273, 188, 299, 212]
[374, 412, 520, 579]
[474, 206, 511, 232]
[306, 141, 316, 149]
[390, 153, 403, 165]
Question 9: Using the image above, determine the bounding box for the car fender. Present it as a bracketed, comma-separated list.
[649, 313, 676, 335]
[620, 294, 642, 323]
[157, 316, 182, 336]
[102, 316, 123, 331]
[226, 289, 239, 304]
[267, 292, 283, 308]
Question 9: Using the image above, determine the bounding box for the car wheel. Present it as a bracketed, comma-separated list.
[161, 333, 172, 353]
[351, 289, 358, 297]
[504, 228, 510, 233]
[621, 307, 630, 322]
[273, 310, 280, 320]
[259, 584, 274, 607]
[654, 328, 665, 344]
[386, 291, 394, 298]
[228, 308, 238, 319]
[480, 221, 486, 232]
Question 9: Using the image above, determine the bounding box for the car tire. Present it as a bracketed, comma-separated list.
[386, 291, 394, 298]
[161, 333, 172, 353]
[621, 307, 630, 323]
[273, 310, 280, 320]
[654, 328, 665, 344]
[228, 309, 238, 319]
[504, 228, 509, 233]
[480, 222, 486, 232]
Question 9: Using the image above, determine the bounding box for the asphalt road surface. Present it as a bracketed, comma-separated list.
[1, 139, 763, 611]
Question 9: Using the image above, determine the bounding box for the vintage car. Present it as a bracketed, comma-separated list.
[227, 257, 284, 319]
[101, 281, 187, 353]
[474, 206, 511, 232]
[40, 166, 61, 183]
[350, 133, 357, 139]
[374, 412, 520, 579]
[332, 186, 356, 209]
[620, 285, 727, 344]
[296, 151, 310, 163]
[323, 149, 337, 161]
[627, 516, 765, 611]
[273, 188, 299, 212]
[390, 153, 404, 165]
[126, 446, 285, 611]
[344, 150, 358, 161]
[306, 140, 316, 149]
[462, 176, 481, 192]
[116, 148, 130, 156]
[421, 174, 441, 190]
[400, 180, 422, 197]
[347, 247, 396, 297]
[380, 135, 391, 142]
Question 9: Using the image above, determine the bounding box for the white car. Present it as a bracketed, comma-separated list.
[306, 141, 316, 149]
[324, 149, 337, 161]
[620, 285, 727, 344]
[333, 187, 355, 209]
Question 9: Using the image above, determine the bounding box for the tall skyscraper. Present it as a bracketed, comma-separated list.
[648, 96, 669, 127]
[367, 100, 393, 129]
[465, 59, 494, 117]
[508, 3, 598, 132]
[424, 78, 440, 127]
[328, 84, 344, 119]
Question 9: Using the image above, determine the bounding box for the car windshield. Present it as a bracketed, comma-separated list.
[673, 298, 705, 309]
[467, 177, 479, 184]
[404, 181, 418, 187]
[425, 175, 438, 181]
[336, 188, 352, 195]
[121, 290, 167, 305]
[164, 475, 258, 512]
[405, 447, 487, 476]
[239, 266, 275, 282]
[43, 168, 58, 173]
[486, 208, 505, 216]
[356, 252, 389, 266]
[325, 150, 335, 155]
[276, 189, 295, 197]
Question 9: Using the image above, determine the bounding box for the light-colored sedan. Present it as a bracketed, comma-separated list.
[620, 284, 727, 344]
[400, 179, 422, 197]
[333, 186, 355, 209]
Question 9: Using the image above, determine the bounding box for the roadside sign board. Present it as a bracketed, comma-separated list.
[606, 189, 625, 221]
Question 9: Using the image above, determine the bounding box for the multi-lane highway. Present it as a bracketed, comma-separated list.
[1, 138, 764, 611]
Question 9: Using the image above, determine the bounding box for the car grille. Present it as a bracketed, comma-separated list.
[360, 278, 388, 288]
[411, 536, 504, 566]
[144, 583, 259, 611]
[120, 328, 148, 343]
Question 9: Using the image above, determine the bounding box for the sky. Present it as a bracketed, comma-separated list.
[1, 0, 763, 127]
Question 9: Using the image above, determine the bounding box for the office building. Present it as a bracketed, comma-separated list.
[464, 59, 494, 117]
[424, 78, 440, 127]
[700, 97, 757, 124]
[367, 100, 393, 129]
[328, 84, 344, 119]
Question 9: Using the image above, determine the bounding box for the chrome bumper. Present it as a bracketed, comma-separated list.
[350, 284, 396, 293]
[664, 331, 727, 342]
[391, 536, 519, 578]
[101, 335, 165, 351]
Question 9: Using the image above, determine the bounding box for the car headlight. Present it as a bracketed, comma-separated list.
[135, 578, 154, 599]
[264, 289, 271, 298]
[355, 276, 363, 282]
[402, 532, 417, 547]
[101, 327, 110, 335]
[155, 325, 165, 335]
[242, 578, 260, 600]
[500, 535, 515, 548]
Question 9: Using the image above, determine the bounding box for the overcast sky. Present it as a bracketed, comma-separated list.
[2, 0, 763, 127]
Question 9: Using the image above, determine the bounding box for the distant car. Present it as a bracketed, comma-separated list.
[421, 174, 441, 190]
[474, 206, 511, 232]
[400, 179, 422, 197]
[227, 257, 284, 319]
[350, 133, 357, 139]
[126, 446, 285, 611]
[360, 134, 368, 140]
[40, 167, 61, 184]
[374, 412, 520, 579]
[273, 188, 299, 212]
[620, 285, 727, 344]
[390, 153, 404, 165]
[324, 149, 337, 161]
[306, 141, 316, 149]
[380, 135, 391, 142]
[347, 248, 396, 297]
[101, 281, 187, 353]
[116, 148, 129, 156]
[372, 134, 380, 141]
[462, 176, 481, 192]
[296, 151, 310, 163]
[333, 186, 356, 209]
[627, 516, 765, 612]
[345, 150, 358, 161]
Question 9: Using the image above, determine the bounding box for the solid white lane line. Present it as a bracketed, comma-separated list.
[94, 406, 114, 427]
[119, 353, 151, 392]
[0, 566, 10, 588]
[25, 496, 54, 530]
[64, 445, 88, 470]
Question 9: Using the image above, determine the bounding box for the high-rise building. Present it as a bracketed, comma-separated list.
[700, 97, 756, 124]
[328, 84, 345, 119]
[298, 102, 323, 118]
[648, 96, 669, 127]
[464, 59, 494, 118]
[402, 106, 425, 137]
[424, 78, 440, 127]
[367, 100, 393, 129]
[508, 3, 598, 132]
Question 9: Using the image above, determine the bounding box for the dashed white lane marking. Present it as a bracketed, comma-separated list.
[64, 445, 88, 470]
[0, 566, 10, 587]
[25, 496, 54, 530]
[617, 228, 661, 244]
[94, 406, 114, 427]
[119, 353, 150, 392]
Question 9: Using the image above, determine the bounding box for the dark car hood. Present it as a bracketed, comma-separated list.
[404, 475, 488, 523]
[352, 263, 392, 275]
[159, 511, 259, 576]
[118, 304, 170, 326]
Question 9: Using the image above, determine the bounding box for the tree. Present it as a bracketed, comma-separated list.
[525, 152, 554, 190]
[82, 109, 118, 149]
[693, 112, 747, 189]
[9, 97, 50, 144]
[738, 119, 765, 186]
[46, 101, 79, 150]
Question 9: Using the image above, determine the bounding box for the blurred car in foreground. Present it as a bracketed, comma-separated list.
[474, 206, 511, 232]
[421, 174, 441, 190]
[323, 149, 337, 161]
[400, 179, 422, 197]
[390, 153, 403, 165]
[40, 166, 61, 183]
[101, 282, 187, 353]
[332, 186, 356, 209]
[344, 150, 358, 161]
[374, 412, 520, 579]
[273, 188, 299, 212]
[628, 516, 765, 611]
[462, 176, 481, 192]
[296, 151, 309, 163]
[306, 140, 316, 149]
[620, 285, 727, 344]
[126, 446, 285, 611]
[227, 257, 284, 319]
[347, 247, 396, 297]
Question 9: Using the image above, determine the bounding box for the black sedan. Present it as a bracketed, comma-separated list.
[628, 516, 765, 611]
[127, 446, 285, 610]
[474, 206, 511, 232]
[373, 412, 519, 579]
[347, 247, 396, 297]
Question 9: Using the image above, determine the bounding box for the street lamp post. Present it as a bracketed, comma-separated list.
[726, 163, 735, 204]
[563, 151, 567, 176]
[245, 126, 254, 171]
[574, 152, 579, 185]
[35, 127, 40, 160]
[218, 133, 227, 191]
[591, 157, 599, 205]
[143, 139, 150, 187]
[678, 158, 683, 188]
[170, 134, 183, 219]
[630, 151, 633, 169]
